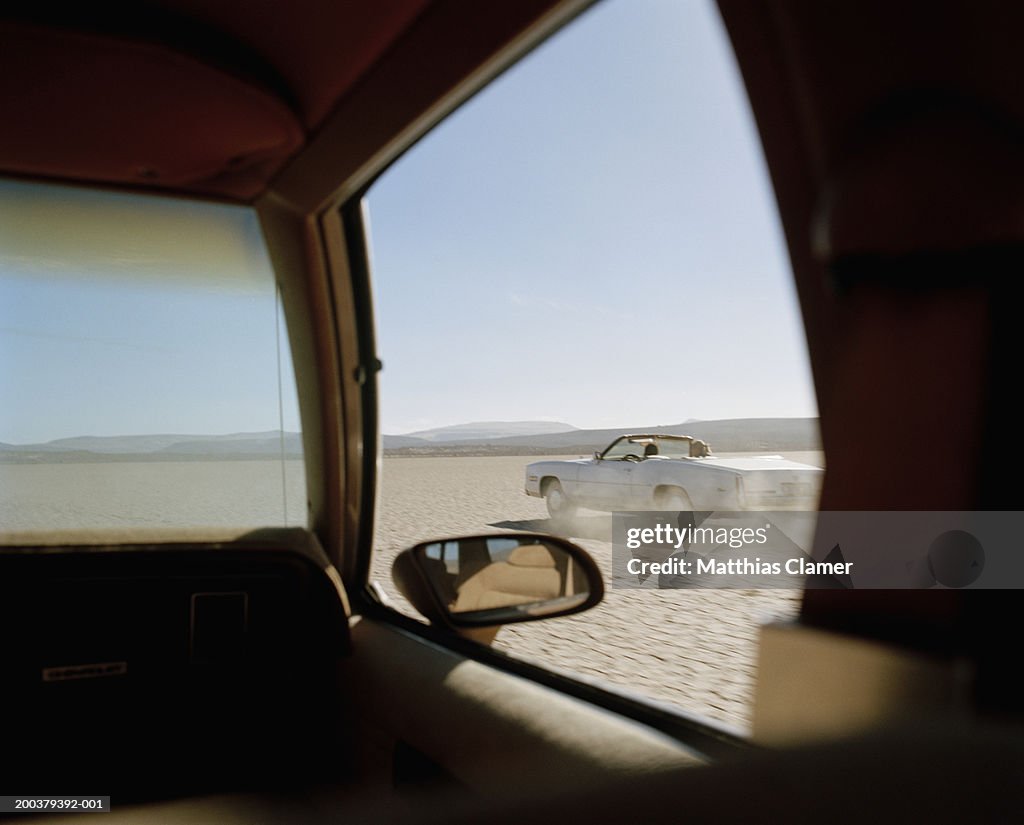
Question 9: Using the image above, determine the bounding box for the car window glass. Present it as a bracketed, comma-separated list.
[364, 0, 821, 732]
[0, 180, 305, 532]
[604, 439, 644, 460]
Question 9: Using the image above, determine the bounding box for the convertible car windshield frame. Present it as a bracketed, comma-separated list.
[599, 435, 697, 460]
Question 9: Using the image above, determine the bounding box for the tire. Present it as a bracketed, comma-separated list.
[544, 480, 577, 520]
[655, 487, 693, 512]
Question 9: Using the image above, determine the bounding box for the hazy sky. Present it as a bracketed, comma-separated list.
[0, 0, 818, 445]
[0, 185, 300, 444]
[367, 0, 818, 434]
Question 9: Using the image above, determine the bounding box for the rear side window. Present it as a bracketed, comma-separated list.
[0, 180, 304, 532]
[364, 0, 820, 731]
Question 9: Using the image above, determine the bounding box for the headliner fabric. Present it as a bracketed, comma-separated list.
[0, 23, 305, 198]
[163, 0, 431, 131]
[0, 1, 430, 199]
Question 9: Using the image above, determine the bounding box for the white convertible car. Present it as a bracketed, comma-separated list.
[525, 434, 822, 518]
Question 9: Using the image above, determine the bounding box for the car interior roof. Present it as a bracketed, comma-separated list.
[0, 1, 563, 201]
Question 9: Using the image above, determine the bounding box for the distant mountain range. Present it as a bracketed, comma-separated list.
[0, 431, 303, 463]
[382, 418, 820, 455]
[399, 421, 577, 442]
[0, 418, 821, 463]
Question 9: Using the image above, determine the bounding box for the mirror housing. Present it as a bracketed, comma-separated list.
[392, 533, 603, 641]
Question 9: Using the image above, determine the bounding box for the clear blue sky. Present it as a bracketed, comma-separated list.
[0, 0, 817, 445]
[368, 0, 818, 434]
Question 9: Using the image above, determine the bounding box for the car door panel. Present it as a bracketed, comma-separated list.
[575, 459, 634, 508]
[340, 616, 705, 798]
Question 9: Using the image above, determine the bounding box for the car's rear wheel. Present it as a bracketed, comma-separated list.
[544, 480, 577, 521]
[655, 487, 693, 512]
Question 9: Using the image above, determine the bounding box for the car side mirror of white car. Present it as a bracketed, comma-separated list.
[593, 451, 601, 460]
[392, 534, 604, 645]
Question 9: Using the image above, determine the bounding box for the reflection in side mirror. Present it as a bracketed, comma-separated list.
[392, 534, 603, 637]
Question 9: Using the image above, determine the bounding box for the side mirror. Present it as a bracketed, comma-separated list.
[593, 451, 601, 460]
[392, 533, 604, 644]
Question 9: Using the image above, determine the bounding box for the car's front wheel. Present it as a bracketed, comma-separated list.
[544, 480, 577, 521]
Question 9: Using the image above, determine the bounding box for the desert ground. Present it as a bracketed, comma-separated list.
[371, 452, 824, 732]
